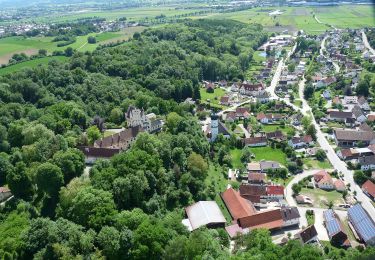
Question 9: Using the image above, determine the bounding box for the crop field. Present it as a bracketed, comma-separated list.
[0, 26, 145, 65]
[0, 56, 68, 76]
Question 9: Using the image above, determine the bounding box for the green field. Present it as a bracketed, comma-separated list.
[300, 187, 344, 208]
[303, 158, 332, 170]
[262, 124, 294, 135]
[249, 147, 287, 165]
[0, 56, 68, 76]
[0, 27, 145, 65]
[230, 148, 243, 169]
[199, 87, 227, 108]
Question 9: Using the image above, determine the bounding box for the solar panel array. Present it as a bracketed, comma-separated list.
[348, 204, 375, 243]
[324, 210, 341, 237]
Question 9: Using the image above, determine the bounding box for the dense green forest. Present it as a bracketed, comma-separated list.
[0, 19, 374, 259]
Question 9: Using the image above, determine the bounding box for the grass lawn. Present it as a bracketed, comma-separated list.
[103, 130, 116, 138]
[0, 56, 68, 76]
[267, 176, 292, 186]
[300, 187, 344, 208]
[262, 124, 294, 135]
[303, 158, 332, 170]
[306, 210, 315, 226]
[230, 148, 243, 169]
[199, 88, 227, 108]
[249, 147, 287, 165]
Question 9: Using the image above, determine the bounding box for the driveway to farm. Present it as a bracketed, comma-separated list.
[362, 30, 375, 56]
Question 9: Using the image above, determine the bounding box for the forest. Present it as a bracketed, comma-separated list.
[0, 19, 374, 259]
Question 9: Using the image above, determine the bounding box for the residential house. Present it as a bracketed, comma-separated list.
[236, 107, 251, 119]
[348, 204, 375, 246]
[333, 129, 375, 147]
[280, 207, 300, 227]
[324, 210, 350, 247]
[239, 184, 267, 205]
[183, 201, 226, 231]
[248, 173, 265, 184]
[220, 96, 230, 106]
[358, 96, 370, 111]
[344, 96, 358, 104]
[0, 187, 12, 202]
[266, 130, 286, 141]
[362, 180, 375, 201]
[221, 188, 256, 221]
[256, 91, 270, 103]
[322, 89, 331, 100]
[334, 179, 346, 192]
[243, 136, 268, 147]
[247, 162, 261, 173]
[358, 155, 375, 170]
[239, 83, 264, 96]
[359, 123, 372, 132]
[352, 105, 367, 123]
[257, 113, 284, 124]
[328, 111, 353, 122]
[266, 185, 284, 201]
[260, 160, 280, 173]
[231, 83, 239, 92]
[290, 114, 303, 126]
[237, 209, 284, 231]
[288, 135, 314, 148]
[224, 112, 236, 123]
[314, 170, 334, 190]
[295, 225, 319, 244]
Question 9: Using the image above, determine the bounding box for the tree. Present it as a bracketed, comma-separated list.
[315, 149, 326, 161]
[109, 107, 123, 124]
[288, 63, 296, 72]
[166, 112, 183, 133]
[52, 148, 85, 184]
[292, 183, 301, 195]
[7, 162, 34, 200]
[306, 124, 317, 140]
[97, 226, 121, 259]
[87, 36, 97, 44]
[35, 162, 64, 196]
[354, 170, 368, 185]
[38, 49, 47, 56]
[356, 79, 370, 97]
[87, 126, 101, 145]
[303, 85, 314, 100]
[64, 47, 74, 57]
[0, 154, 12, 186]
[187, 152, 208, 179]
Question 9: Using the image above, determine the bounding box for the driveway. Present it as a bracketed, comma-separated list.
[362, 30, 375, 55]
[238, 124, 250, 138]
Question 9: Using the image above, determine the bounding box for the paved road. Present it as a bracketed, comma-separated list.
[362, 30, 375, 56]
[314, 14, 338, 30]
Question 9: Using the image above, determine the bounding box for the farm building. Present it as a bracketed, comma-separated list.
[347, 204, 375, 246]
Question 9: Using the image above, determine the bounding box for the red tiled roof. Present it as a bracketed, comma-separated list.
[303, 135, 313, 143]
[362, 180, 375, 198]
[248, 173, 265, 182]
[221, 188, 256, 220]
[238, 209, 284, 230]
[334, 179, 346, 190]
[318, 174, 333, 185]
[314, 170, 328, 182]
[267, 185, 284, 196]
[368, 115, 375, 122]
[257, 112, 266, 120]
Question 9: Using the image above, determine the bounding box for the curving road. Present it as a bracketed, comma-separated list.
[320, 35, 340, 73]
[362, 30, 375, 56]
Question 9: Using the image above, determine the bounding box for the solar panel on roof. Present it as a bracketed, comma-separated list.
[348, 204, 375, 243]
[326, 219, 341, 236]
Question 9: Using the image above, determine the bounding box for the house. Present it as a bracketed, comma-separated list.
[266, 185, 284, 200]
[237, 209, 284, 231]
[248, 173, 265, 184]
[236, 107, 251, 119]
[333, 129, 375, 147]
[359, 123, 372, 132]
[328, 111, 353, 122]
[239, 83, 264, 96]
[256, 91, 270, 103]
[322, 89, 331, 100]
[334, 179, 346, 192]
[126, 106, 163, 133]
[243, 137, 267, 147]
[288, 135, 313, 148]
[260, 160, 280, 173]
[266, 130, 286, 141]
[224, 112, 236, 123]
[295, 225, 319, 244]
[183, 201, 226, 231]
[221, 188, 256, 220]
[358, 96, 370, 111]
[358, 155, 375, 171]
[247, 162, 261, 173]
[348, 204, 375, 246]
[81, 126, 143, 163]
[314, 171, 334, 190]
[0, 187, 12, 202]
[352, 105, 367, 123]
[239, 184, 267, 205]
[205, 82, 215, 92]
[362, 180, 375, 201]
[257, 113, 284, 124]
[344, 96, 358, 104]
[290, 114, 303, 126]
[280, 206, 300, 227]
[323, 210, 350, 247]
[231, 83, 240, 92]
[220, 96, 230, 106]
[225, 224, 249, 238]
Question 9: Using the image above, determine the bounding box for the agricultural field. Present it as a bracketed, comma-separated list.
[0, 26, 145, 65]
[0, 56, 68, 76]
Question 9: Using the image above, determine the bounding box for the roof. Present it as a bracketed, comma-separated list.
[296, 225, 318, 243]
[367, 114, 375, 122]
[362, 180, 375, 198]
[221, 188, 256, 220]
[340, 149, 353, 158]
[218, 122, 231, 136]
[314, 170, 328, 182]
[318, 173, 333, 185]
[94, 126, 142, 149]
[334, 129, 375, 142]
[280, 207, 300, 221]
[260, 161, 280, 170]
[358, 155, 375, 166]
[239, 184, 267, 198]
[238, 209, 284, 230]
[324, 210, 346, 238]
[225, 224, 248, 238]
[267, 185, 284, 196]
[185, 201, 226, 230]
[334, 179, 346, 190]
[329, 111, 353, 119]
[266, 131, 286, 140]
[247, 162, 261, 171]
[243, 137, 267, 145]
[359, 123, 372, 132]
[79, 146, 121, 158]
[348, 204, 375, 243]
[248, 173, 265, 182]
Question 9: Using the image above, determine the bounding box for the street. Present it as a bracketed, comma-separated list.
[362, 30, 375, 56]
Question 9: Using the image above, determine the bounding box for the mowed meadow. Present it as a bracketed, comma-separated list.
[0, 26, 145, 65]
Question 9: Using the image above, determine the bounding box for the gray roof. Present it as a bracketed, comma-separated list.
[185, 201, 226, 230]
[358, 155, 375, 166]
[281, 207, 300, 221]
[334, 129, 375, 142]
[329, 111, 353, 119]
[260, 160, 280, 170]
[348, 204, 375, 244]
